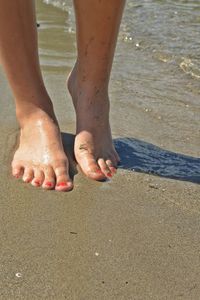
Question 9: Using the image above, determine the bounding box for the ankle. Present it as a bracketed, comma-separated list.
[67, 64, 109, 104]
[16, 101, 57, 128]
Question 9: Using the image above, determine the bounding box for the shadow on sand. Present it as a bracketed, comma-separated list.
[114, 138, 200, 184]
[61, 133, 200, 184]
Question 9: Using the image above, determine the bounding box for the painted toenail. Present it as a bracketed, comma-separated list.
[24, 178, 31, 183]
[107, 173, 112, 177]
[110, 166, 116, 170]
[57, 182, 68, 187]
[45, 182, 53, 187]
[96, 170, 103, 174]
[34, 180, 41, 186]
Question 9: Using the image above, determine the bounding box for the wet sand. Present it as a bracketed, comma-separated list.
[1, 1, 200, 299]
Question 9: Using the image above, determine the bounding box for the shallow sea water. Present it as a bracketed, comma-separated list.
[37, 0, 200, 159]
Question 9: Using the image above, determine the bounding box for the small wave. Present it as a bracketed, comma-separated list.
[43, 0, 68, 11]
[42, 0, 75, 31]
[180, 58, 200, 79]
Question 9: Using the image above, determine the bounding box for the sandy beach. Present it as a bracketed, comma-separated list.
[0, 1, 200, 299]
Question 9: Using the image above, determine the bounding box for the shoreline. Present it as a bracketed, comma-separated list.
[0, 1, 200, 299]
[1, 58, 200, 300]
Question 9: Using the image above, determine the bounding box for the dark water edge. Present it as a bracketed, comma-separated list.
[42, 0, 200, 80]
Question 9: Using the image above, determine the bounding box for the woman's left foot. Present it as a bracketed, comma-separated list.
[68, 69, 120, 181]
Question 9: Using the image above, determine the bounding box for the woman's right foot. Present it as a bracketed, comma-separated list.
[12, 108, 73, 192]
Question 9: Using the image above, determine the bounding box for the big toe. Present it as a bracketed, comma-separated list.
[55, 173, 73, 191]
[53, 160, 73, 192]
[77, 154, 106, 180]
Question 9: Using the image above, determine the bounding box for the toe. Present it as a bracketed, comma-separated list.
[78, 153, 106, 180]
[42, 166, 56, 190]
[106, 159, 117, 176]
[98, 158, 112, 178]
[53, 160, 73, 192]
[55, 180, 73, 192]
[31, 168, 44, 187]
[12, 162, 24, 179]
[22, 167, 34, 183]
[55, 172, 73, 191]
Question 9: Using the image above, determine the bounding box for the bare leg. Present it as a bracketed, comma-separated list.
[68, 0, 125, 180]
[0, 0, 73, 191]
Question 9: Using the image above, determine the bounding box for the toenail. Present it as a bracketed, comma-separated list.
[57, 182, 68, 187]
[107, 172, 112, 178]
[24, 178, 31, 183]
[34, 180, 41, 186]
[110, 166, 116, 170]
[96, 169, 103, 174]
[45, 182, 53, 187]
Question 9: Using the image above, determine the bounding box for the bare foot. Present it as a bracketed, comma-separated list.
[12, 109, 73, 192]
[68, 67, 120, 180]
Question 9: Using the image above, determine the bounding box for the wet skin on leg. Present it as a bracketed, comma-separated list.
[0, 0, 73, 191]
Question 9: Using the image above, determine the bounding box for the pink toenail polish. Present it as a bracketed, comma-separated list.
[34, 180, 41, 186]
[45, 182, 52, 187]
[57, 182, 68, 187]
[96, 170, 103, 174]
[107, 173, 112, 178]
